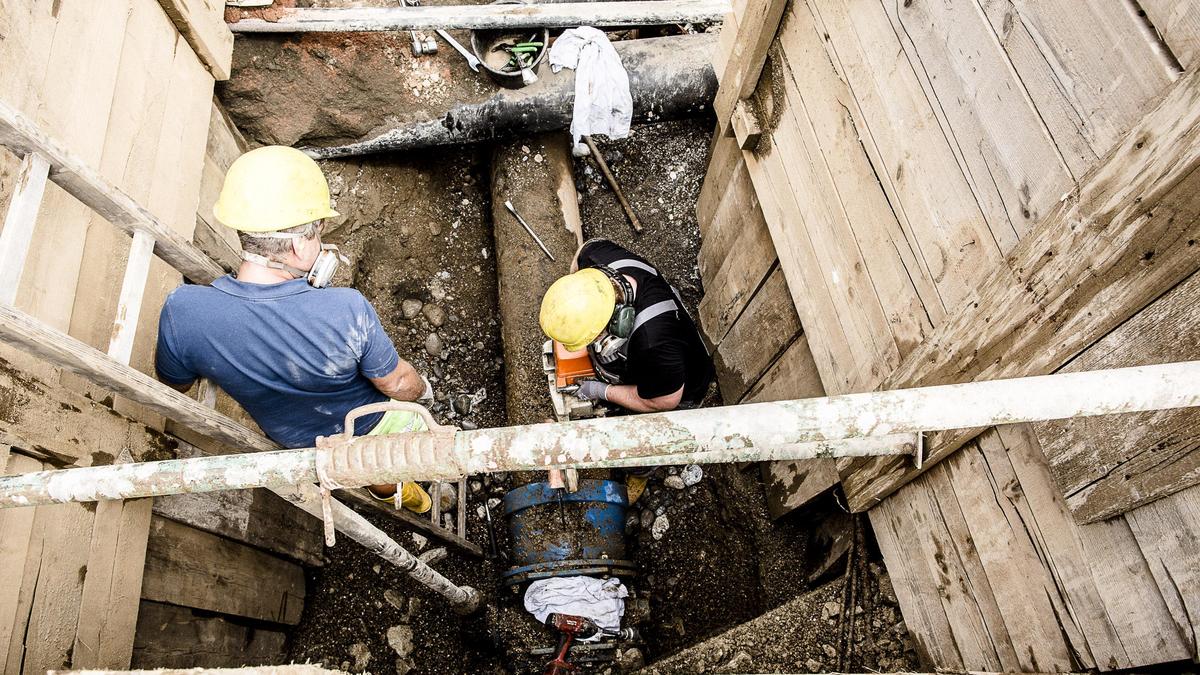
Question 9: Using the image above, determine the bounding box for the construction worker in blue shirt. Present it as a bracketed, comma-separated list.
[153, 146, 432, 512]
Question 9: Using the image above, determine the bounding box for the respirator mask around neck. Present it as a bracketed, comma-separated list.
[242, 225, 349, 289]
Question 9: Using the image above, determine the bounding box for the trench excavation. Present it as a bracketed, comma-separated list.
[214, 17, 919, 675]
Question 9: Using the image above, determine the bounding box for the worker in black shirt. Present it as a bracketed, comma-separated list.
[539, 239, 714, 412]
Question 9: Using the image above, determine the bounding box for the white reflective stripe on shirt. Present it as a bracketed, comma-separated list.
[631, 299, 678, 335]
[609, 258, 660, 276]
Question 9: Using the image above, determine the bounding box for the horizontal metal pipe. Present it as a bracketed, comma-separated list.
[3, 362, 1199, 508]
[228, 0, 729, 32]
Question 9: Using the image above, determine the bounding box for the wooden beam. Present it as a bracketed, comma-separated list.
[711, 0, 788, 135]
[0, 304, 278, 453]
[0, 99, 223, 284]
[155, 0, 234, 80]
[838, 66, 1200, 512]
[1036, 269, 1200, 523]
[229, 0, 730, 32]
[730, 98, 762, 149]
[106, 231, 155, 365]
[335, 487, 483, 558]
[0, 152, 50, 305]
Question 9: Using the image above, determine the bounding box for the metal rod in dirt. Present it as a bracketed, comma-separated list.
[228, 0, 730, 32]
[272, 483, 480, 613]
[504, 200, 555, 261]
[5, 363, 1200, 509]
[583, 136, 642, 234]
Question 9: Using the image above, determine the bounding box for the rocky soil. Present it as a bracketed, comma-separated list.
[223, 14, 923, 675]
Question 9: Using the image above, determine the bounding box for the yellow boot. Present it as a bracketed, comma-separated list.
[368, 482, 432, 514]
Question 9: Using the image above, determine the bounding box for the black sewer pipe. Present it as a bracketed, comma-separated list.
[303, 33, 717, 159]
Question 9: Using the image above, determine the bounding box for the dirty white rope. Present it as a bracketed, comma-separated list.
[548, 27, 632, 152]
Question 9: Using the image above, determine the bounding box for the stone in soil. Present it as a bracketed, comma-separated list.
[424, 333, 443, 356]
[681, 464, 703, 486]
[423, 303, 447, 327]
[651, 514, 670, 540]
[401, 298, 423, 319]
[348, 642, 371, 672]
[664, 475, 686, 490]
[387, 625, 414, 658]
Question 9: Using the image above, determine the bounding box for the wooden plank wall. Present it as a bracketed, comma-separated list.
[0, 2, 308, 672]
[698, 0, 1200, 669]
[695, 133, 839, 516]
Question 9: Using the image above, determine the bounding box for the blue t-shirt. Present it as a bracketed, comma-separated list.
[155, 275, 398, 448]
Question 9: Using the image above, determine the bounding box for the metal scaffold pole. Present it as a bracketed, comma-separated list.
[3, 361, 1199, 509]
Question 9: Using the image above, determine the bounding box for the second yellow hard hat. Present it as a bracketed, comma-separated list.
[213, 146, 339, 233]
[540, 268, 617, 351]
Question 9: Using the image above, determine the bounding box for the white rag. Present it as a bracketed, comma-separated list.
[548, 27, 633, 148]
[524, 576, 628, 640]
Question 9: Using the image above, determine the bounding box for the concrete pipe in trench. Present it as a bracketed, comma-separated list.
[303, 33, 717, 159]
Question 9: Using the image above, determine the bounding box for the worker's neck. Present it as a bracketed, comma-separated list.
[236, 259, 300, 285]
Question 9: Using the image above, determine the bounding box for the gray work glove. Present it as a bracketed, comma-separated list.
[418, 374, 434, 403]
[575, 379, 610, 401]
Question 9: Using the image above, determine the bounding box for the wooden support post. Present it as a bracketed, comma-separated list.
[107, 231, 155, 365]
[0, 152, 50, 305]
[712, 0, 789, 136]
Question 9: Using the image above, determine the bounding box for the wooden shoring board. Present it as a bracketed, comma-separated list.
[745, 336, 839, 517]
[993, 424, 1180, 668]
[773, 2, 937, 355]
[0, 353, 181, 468]
[697, 156, 761, 283]
[806, 0, 1003, 313]
[130, 601, 286, 669]
[868, 489, 962, 669]
[876, 461, 1009, 671]
[0, 0, 132, 384]
[712, 266, 801, 402]
[696, 131, 742, 235]
[879, 0, 1074, 243]
[141, 516, 306, 625]
[193, 101, 244, 273]
[1074, 514, 1192, 665]
[1124, 486, 1200, 658]
[839, 65, 1200, 513]
[1142, 0, 1200, 69]
[0, 452, 41, 674]
[696, 169, 775, 347]
[977, 1, 1178, 163]
[155, 0, 234, 80]
[945, 433, 1080, 671]
[1036, 268, 1200, 523]
[738, 40, 898, 395]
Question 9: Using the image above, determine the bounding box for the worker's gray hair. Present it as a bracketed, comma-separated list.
[238, 221, 321, 261]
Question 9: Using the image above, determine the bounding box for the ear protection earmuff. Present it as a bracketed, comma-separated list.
[595, 265, 636, 339]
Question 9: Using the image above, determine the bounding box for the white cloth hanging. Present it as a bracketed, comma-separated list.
[524, 576, 628, 640]
[548, 27, 633, 149]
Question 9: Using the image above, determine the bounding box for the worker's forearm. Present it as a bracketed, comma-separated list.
[370, 359, 428, 401]
[603, 384, 678, 413]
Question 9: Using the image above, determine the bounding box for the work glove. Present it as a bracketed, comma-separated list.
[575, 379, 610, 401]
[418, 374, 434, 403]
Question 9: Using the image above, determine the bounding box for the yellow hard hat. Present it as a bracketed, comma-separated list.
[212, 146, 339, 233]
[539, 268, 616, 351]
